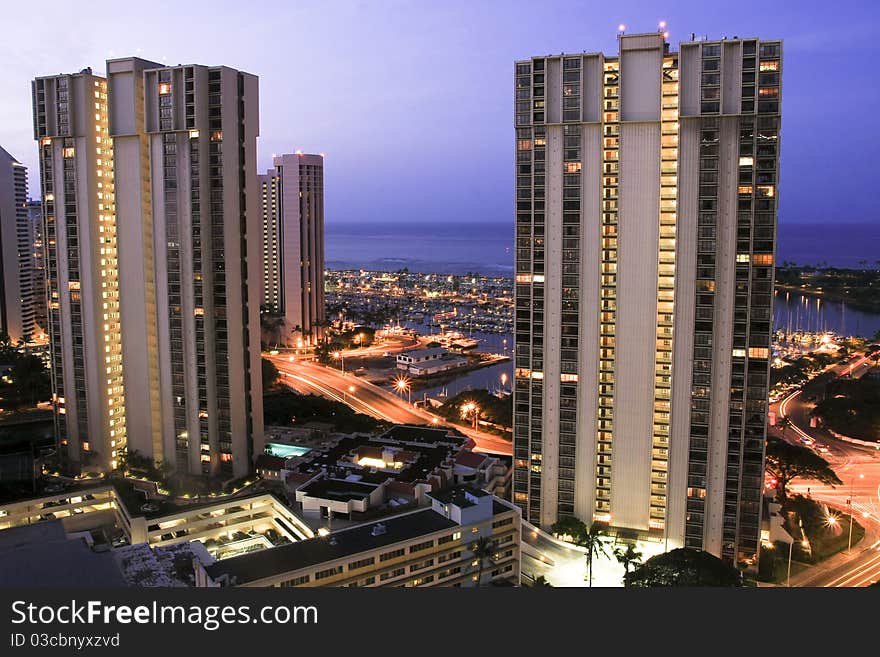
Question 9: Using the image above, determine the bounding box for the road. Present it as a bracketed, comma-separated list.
[772, 349, 880, 586]
[267, 355, 513, 456]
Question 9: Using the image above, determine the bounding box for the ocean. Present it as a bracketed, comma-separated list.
[327, 220, 880, 338]
[326, 221, 880, 276]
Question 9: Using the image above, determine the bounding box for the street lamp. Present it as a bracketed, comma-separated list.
[461, 402, 479, 430]
[395, 377, 411, 404]
[765, 540, 794, 588]
[333, 350, 344, 375]
[500, 372, 508, 390]
[847, 473, 865, 552]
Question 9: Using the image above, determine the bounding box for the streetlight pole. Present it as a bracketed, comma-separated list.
[847, 473, 864, 552]
[787, 539, 793, 588]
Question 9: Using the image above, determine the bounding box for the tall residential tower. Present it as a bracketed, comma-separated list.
[0, 146, 37, 343]
[258, 153, 325, 347]
[512, 32, 781, 566]
[33, 58, 264, 478]
[32, 69, 126, 470]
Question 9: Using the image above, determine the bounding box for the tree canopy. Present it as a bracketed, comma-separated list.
[0, 349, 51, 411]
[261, 357, 279, 390]
[624, 548, 742, 587]
[765, 436, 842, 503]
[811, 377, 880, 442]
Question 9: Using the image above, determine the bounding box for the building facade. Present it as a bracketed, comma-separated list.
[512, 32, 781, 566]
[32, 69, 127, 471]
[33, 58, 264, 478]
[0, 147, 37, 343]
[27, 199, 47, 335]
[258, 153, 325, 347]
[197, 486, 521, 587]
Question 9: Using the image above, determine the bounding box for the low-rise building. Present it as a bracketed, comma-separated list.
[285, 425, 509, 521]
[0, 484, 313, 552]
[196, 485, 521, 587]
[396, 347, 468, 377]
[0, 520, 127, 587]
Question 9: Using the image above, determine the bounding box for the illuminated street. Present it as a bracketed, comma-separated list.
[770, 349, 880, 586]
[267, 355, 513, 455]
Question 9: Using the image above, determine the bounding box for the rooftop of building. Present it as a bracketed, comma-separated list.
[204, 507, 459, 585]
[299, 477, 378, 503]
[114, 540, 213, 587]
[427, 485, 490, 509]
[288, 425, 469, 487]
[516, 31, 776, 64]
[0, 520, 126, 587]
[398, 347, 447, 359]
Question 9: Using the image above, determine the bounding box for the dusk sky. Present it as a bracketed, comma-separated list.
[1, 0, 878, 226]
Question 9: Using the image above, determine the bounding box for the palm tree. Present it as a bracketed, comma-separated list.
[614, 543, 643, 581]
[470, 536, 496, 586]
[576, 522, 610, 587]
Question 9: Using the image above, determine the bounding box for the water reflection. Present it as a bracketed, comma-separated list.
[773, 289, 880, 338]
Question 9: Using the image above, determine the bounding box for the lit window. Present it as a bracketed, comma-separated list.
[759, 61, 779, 72]
[753, 254, 773, 266]
[739, 156, 753, 167]
[748, 347, 769, 359]
[736, 254, 750, 263]
[189, 130, 199, 139]
[561, 373, 578, 382]
[738, 185, 752, 195]
[158, 82, 172, 94]
[565, 162, 582, 173]
[732, 348, 746, 358]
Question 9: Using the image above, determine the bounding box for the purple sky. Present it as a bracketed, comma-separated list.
[1, 0, 878, 226]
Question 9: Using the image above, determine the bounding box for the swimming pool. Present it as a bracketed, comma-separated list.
[264, 443, 311, 458]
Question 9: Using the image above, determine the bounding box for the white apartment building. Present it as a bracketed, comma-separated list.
[33, 58, 264, 478]
[258, 153, 325, 347]
[0, 146, 36, 343]
[513, 32, 782, 566]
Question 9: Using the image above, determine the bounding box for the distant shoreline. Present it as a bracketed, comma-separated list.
[775, 283, 880, 314]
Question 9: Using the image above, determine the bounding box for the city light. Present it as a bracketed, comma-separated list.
[394, 376, 411, 403]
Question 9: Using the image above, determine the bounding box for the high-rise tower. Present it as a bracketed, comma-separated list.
[512, 32, 782, 565]
[0, 146, 36, 344]
[33, 59, 264, 478]
[258, 153, 325, 347]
